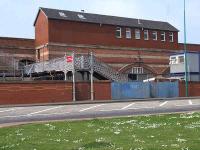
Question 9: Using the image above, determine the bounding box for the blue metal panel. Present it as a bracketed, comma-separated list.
[112, 82, 179, 100]
[111, 82, 150, 100]
[150, 82, 179, 98]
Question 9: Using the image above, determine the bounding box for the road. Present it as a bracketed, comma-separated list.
[1, 99, 200, 126]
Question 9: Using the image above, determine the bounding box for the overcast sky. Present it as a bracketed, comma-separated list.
[0, 0, 199, 44]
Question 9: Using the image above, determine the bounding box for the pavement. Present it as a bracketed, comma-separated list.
[1, 98, 200, 127]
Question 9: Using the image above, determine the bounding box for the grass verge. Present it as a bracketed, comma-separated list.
[0, 112, 200, 150]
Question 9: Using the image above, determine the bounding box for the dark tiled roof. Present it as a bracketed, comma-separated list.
[38, 7, 179, 32]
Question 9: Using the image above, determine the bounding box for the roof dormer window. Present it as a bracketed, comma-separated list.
[77, 14, 86, 19]
[59, 12, 67, 18]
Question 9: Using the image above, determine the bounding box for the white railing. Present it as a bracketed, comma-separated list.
[24, 54, 128, 82]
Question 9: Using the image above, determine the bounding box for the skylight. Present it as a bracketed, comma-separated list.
[59, 12, 67, 18]
[77, 14, 86, 20]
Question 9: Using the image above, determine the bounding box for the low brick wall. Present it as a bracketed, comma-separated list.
[179, 81, 200, 97]
[75, 81, 111, 101]
[0, 81, 72, 105]
[0, 80, 111, 105]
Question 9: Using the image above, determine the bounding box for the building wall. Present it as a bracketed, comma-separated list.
[0, 81, 72, 105]
[47, 44, 172, 75]
[0, 81, 111, 105]
[75, 81, 111, 100]
[0, 37, 35, 73]
[179, 81, 200, 97]
[48, 19, 179, 50]
[35, 10, 49, 47]
[179, 43, 200, 51]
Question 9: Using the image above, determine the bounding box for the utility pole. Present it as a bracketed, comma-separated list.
[184, 0, 189, 97]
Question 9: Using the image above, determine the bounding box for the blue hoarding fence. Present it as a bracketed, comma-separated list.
[111, 82, 179, 100]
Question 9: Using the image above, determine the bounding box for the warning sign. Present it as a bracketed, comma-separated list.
[66, 56, 73, 63]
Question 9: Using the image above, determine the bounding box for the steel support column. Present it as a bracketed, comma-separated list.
[90, 52, 94, 101]
[72, 52, 76, 101]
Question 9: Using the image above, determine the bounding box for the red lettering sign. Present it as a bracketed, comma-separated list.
[66, 56, 73, 62]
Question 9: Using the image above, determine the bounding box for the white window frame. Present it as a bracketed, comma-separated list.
[169, 56, 177, 65]
[161, 31, 166, 42]
[132, 67, 144, 74]
[152, 31, 158, 41]
[135, 29, 141, 39]
[169, 32, 174, 42]
[144, 30, 149, 40]
[178, 55, 185, 64]
[126, 28, 132, 39]
[116, 27, 122, 38]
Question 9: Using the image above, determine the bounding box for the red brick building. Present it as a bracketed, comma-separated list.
[0, 7, 200, 80]
[0, 37, 35, 78]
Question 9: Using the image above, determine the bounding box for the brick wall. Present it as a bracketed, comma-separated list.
[0, 81, 72, 105]
[179, 81, 200, 97]
[0, 37, 34, 48]
[47, 19, 179, 50]
[75, 81, 111, 101]
[0, 81, 111, 105]
[179, 43, 200, 51]
[35, 10, 49, 47]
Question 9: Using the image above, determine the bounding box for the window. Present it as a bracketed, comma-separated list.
[169, 56, 177, 64]
[132, 67, 143, 74]
[116, 27, 122, 38]
[36, 49, 40, 61]
[144, 30, 149, 40]
[169, 32, 174, 42]
[135, 29, 141, 39]
[161, 31, 166, 42]
[152, 31, 157, 41]
[126, 28, 131, 39]
[178, 55, 184, 63]
[77, 14, 86, 19]
[59, 12, 67, 18]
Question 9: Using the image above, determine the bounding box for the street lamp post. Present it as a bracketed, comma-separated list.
[184, 0, 189, 97]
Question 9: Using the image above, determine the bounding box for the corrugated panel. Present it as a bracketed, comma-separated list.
[112, 82, 179, 100]
[112, 82, 150, 100]
[150, 82, 179, 98]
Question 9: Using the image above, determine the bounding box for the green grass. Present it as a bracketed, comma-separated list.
[1, 113, 200, 150]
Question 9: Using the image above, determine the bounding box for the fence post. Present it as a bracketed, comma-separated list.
[72, 52, 76, 102]
[90, 51, 94, 101]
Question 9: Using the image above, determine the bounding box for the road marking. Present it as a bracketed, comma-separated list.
[175, 104, 199, 107]
[0, 108, 21, 113]
[159, 101, 168, 107]
[100, 106, 155, 112]
[0, 109, 15, 113]
[27, 106, 64, 116]
[121, 103, 135, 110]
[189, 100, 193, 105]
[79, 104, 105, 112]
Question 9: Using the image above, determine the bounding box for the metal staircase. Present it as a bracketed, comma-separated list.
[24, 53, 128, 82]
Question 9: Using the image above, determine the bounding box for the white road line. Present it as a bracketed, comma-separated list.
[0, 108, 21, 113]
[0, 112, 71, 119]
[27, 106, 64, 116]
[0, 109, 15, 113]
[159, 101, 168, 107]
[175, 104, 199, 107]
[121, 103, 135, 110]
[189, 100, 193, 105]
[79, 104, 105, 112]
[100, 106, 155, 112]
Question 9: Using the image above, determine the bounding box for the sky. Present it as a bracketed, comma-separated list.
[0, 0, 199, 44]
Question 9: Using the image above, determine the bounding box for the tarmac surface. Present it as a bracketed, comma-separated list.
[1, 98, 200, 127]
